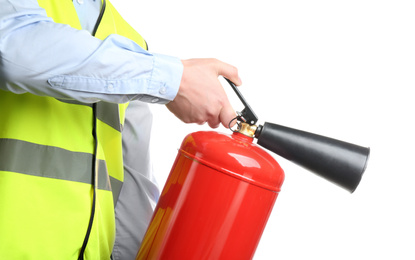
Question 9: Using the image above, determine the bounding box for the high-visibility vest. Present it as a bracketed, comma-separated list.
[0, 1, 147, 259]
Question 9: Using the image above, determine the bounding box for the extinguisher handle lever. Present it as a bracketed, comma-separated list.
[224, 77, 258, 125]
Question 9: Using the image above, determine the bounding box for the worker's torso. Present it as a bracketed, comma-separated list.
[0, 1, 147, 259]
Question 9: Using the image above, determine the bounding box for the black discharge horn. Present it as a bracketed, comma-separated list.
[225, 78, 370, 193]
[255, 123, 369, 192]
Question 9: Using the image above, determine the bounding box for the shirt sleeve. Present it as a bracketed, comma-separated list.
[0, 0, 182, 104]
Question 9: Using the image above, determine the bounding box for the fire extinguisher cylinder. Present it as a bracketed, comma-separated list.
[137, 131, 285, 259]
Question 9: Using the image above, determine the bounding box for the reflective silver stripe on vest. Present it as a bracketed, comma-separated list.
[0, 138, 111, 191]
[56, 100, 122, 132]
[96, 102, 122, 132]
[110, 175, 123, 206]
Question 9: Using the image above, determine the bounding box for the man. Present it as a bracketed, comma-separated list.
[0, 0, 241, 259]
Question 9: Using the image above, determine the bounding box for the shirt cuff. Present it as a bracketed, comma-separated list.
[142, 53, 183, 104]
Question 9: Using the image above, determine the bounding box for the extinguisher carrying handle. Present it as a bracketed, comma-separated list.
[224, 78, 258, 125]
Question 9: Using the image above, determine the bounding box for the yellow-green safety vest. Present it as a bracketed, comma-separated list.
[0, 0, 147, 259]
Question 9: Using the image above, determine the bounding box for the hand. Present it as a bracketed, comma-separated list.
[166, 58, 242, 128]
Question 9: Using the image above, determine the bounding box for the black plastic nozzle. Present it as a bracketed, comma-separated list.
[256, 122, 370, 193]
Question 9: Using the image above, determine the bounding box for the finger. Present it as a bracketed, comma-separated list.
[215, 60, 242, 86]
[206, 104, 222, 129]
[208, 120, 220, 129]
[219, 101, 237, 129]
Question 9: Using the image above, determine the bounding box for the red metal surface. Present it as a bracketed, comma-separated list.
[137, 131, 285, 259]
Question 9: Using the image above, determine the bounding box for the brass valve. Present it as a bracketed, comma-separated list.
[237, 122, 258, 138]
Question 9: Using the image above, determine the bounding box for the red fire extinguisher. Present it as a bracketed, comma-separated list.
[136, 79, 370, 259]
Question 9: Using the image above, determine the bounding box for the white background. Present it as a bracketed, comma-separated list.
[112, 1, 415, 259]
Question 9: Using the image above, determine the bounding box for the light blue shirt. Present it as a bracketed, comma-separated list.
[0, 0, 183, 104]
